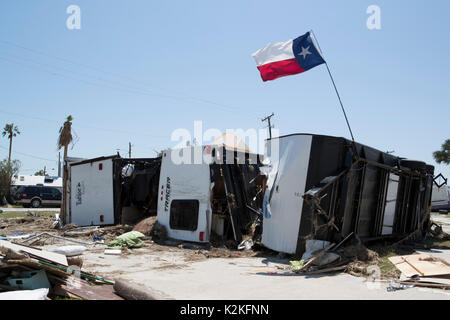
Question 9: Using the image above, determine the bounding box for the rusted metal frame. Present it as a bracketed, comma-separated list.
[354, 163, 367, 235]
[221, 164, 240, 243]
[303, 171, 349, 236]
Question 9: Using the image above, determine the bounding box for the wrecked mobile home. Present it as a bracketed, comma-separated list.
[156, 145, 264, 244]
[65, 146, 265, 245]
[261, 133, 434, 256]
[63, 133, 434, 256]
[65, 155, 161, 226]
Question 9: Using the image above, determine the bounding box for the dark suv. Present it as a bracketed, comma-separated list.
[14, 186, 62, 208]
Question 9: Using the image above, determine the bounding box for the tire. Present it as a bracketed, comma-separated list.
[30, 198, 41, 208]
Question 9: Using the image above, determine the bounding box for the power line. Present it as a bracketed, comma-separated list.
[0, 39, 248, 114]
[0, 108, 168, 139]
[0, 144, 57, 163]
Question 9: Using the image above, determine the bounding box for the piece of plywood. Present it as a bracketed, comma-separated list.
[52, 282, 124, 300]
[0, 240, 68, 267]
[389, 254, 450, 277]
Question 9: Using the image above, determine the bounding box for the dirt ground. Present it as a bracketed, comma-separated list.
[0, 215, 260, 271]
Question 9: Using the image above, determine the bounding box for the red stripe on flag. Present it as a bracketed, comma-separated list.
[257, 58, 305, 81]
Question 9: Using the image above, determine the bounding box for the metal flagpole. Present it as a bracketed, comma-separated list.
[310, 30, 355, 142]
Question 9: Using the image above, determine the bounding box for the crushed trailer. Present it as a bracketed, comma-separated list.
[261, 133, 434, 256]
[156, 145, 265, 244]
[65, 155, 161, 226]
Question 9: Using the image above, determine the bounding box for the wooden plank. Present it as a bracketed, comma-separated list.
[414, 277, 450, 286]
[0, 240, 68, 267]
[389, 254, 450, 277]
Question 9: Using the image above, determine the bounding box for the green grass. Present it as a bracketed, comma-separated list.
[370, 245, 415, 278]
[377, 251, 401, 278]
[0, 211, 57, 218]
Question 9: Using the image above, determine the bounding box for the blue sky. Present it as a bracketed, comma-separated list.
[0, 0, 449, 179]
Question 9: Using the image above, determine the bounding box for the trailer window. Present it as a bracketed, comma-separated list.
[169, 200, 199, 231]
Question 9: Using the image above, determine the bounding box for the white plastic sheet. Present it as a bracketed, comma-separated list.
[0, 288, 49, 300]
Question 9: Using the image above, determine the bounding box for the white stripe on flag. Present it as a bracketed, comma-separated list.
[252, 39, 295, 67]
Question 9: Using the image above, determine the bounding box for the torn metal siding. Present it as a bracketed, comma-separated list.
[113, 157, 161, 225]
[209, 146, 264, 243]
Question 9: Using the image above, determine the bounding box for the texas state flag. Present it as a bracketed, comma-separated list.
[252, 31, 325, 82]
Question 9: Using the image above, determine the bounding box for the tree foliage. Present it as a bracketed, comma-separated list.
[0, 158, 21, 199]
[57, 115, 73, 150]
[2, 123, 20, 140]
[433, 139, 450, 165]
[34, 169, 45, 176]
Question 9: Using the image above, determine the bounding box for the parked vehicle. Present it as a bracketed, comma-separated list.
[14, 185, 62, 208]
[431, 185, 450, 213]
[12, 175, 62, 188]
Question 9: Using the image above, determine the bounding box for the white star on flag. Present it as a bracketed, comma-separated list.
[299, 46, 312, 59]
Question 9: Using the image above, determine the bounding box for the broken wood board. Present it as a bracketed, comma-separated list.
[0, 240, 68, 267]
[401, 280, 450, 290]
[52, 282, 123, 300]
[389, 254, 450, 278]
[407, 277, 450, 286]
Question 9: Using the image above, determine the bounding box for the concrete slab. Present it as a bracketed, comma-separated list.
[35, 213, 450, 300]
[72, 247, 450, 300]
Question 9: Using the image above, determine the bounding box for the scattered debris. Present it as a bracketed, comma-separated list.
[133, 216, 157, 236]
[52, 245, 87, 257]
[387, 280, 414, 292]
[0, 239, 68, 266]
[0, 288, 49, 300]
[7, 269, 51, 290]
[399, 277, 450, 290]
[104, 249, 122, 255]
[22, 232, 94, 246]
[0, 239, 118, 300]
[429, 222, 450, 241]
[289, 260, 304, 271]
[237, 239, 254, 250]
[108, 231, 146, 249]
[114, 278, 173, 300]
[388, 253, 450, 278]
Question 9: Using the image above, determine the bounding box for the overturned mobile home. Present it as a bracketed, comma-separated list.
[65, 155, 161, 226]
[156, 145, 265, 244]
[261, 134, 434, 256]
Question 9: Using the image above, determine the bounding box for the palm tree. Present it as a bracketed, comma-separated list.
[2, 123, 20, 165]
[57, 115, 73, 224]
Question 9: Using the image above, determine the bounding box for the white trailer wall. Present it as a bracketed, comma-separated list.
[69, 158, 115, 226]
[156, 146, 212, 243]
[261, 135, 312, 254]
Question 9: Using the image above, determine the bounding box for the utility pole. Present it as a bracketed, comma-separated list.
[262, 113, 275, 139]
[43, 166, 46, 176]
[128, 142, 132, 158]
